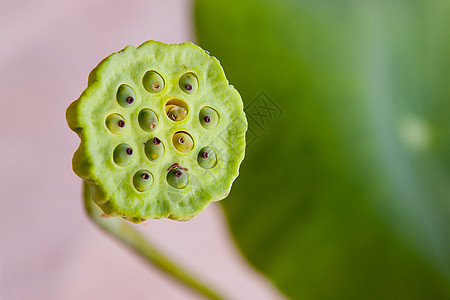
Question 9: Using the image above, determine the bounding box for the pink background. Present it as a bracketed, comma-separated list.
[0, 1, 283, 299]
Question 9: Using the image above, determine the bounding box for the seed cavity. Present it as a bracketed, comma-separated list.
[145, 137, 164, 162]
[113, 143, 133, 166]
[172, 131, 194, 153]
[105, 113, 125, 135]
[199, 106, 219, 129]
[167, 168, 188, 189]
[198, 146, 217, 169]
[116, 84, 136, 108]
[138, 109, 159, 132]
[143, 70, 165, 93]
[165, 99, 189, 122]
[133, 170, 153, 192]
[179, 72, 199, 94]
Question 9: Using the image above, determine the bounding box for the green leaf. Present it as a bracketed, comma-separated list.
[195, 0, 450, 299]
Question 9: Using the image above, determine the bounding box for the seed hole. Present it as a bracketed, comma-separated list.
[113, 143, 133, 166]
[145, 137, 164, 162]
[165, 99, 189, 122]
[179, 72, 198, 94]
[198, 146, 217, 169]
[199, 106, 219, 129]
[172, 131, 194, 153]
[138, 109, 158, 132]
[133, 170, 153, 192]
[143, 70, 164, 94]
[105, 113, 125, 135]
[116, 84, 136, 108]
[167, 168, 188, 189]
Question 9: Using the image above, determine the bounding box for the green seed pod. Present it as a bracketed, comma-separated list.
[116, 84, 136, 108]
[113, 143, 133, 166]
[66, 41, 247, 222]
[199, 106, 219, 129]
[105, 113, 125, 134]
[138, 109, 158, 132]
[167, 105, 188, 122]
[143, 70, 164, 93]
[197, 146, 217, 169]
[133, 170, 153, 192]
[172, 132, 194, 153]
[179, 72, 199, 94]
[167, 168, 188, 189]
[145, 137, 165, 162]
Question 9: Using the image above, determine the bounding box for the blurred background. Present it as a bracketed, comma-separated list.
[1, 0, 449, 299]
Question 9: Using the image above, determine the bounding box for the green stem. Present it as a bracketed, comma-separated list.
[83, 182, 224, 300]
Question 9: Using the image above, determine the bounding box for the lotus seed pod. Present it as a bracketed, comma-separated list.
[167, 168, 188, 189]
[179, 72, 199, 94]
[66, 41, 247, 222]
[145, 137, 165, 162]
[116, 84, 136, 108]
[143, 70, 164, 93]
[198, 146, 217, 169]
[167, 105, 188, 121]
[199, 106, 219, 129]
[133, 170, 154, 192]
[105, 113, 125, 134]
[113, 143, 133, 166]
[172, 131, 194, 153]
[138, 109, 158, 132]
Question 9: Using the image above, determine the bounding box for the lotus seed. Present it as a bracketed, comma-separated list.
[116, 84, 136, 108]
[172, 131, 194, 153]
[133, 170, 153, 192]
[138, 109, 158, 132]
[143, 70, 164, 93]
[105, 113, 125, 135]
[199, 107, 219, 129]
[167, 168, 188, 189]
[113, 143, 133, 166]
[167, 105, 188, 122]
[179, 72, 198, 94]
[198, 146, 217, 169]
[145, 137, 164, 161]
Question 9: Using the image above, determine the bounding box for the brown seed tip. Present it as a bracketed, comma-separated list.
[174, 170, 182, 178]
[171, 113, 178, 120]
[178, 137, 184, 144]
[152, 83, 160, 90]
[204, 116, 211, 123]
[142, 173, 150, 180]
[153, 137, 161, 145]
[150, 122, 156, 129]
[126, 148, 133, 155]
[118, 120, 125, 128]
[126, 96, 134, 104]
[201, 151, 209, 159]
[185, 83, 193, 91]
